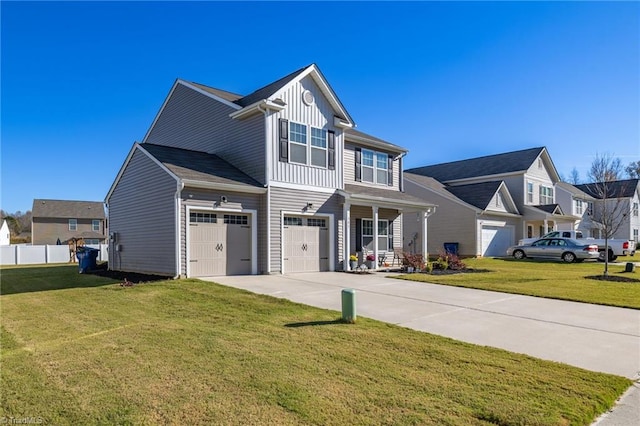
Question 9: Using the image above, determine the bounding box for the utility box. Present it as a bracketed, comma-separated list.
[341, 288, 356, 323]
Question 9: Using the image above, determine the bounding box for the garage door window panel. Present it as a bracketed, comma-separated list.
[190, 212, 217, 223]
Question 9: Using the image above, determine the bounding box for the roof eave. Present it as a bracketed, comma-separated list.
[229, 99, 286, 120]
[338, 189, 435, 211]
[182, 180, 267, 194]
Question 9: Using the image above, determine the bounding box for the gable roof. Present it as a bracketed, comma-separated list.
[406, 147, 549, 182]
[575, 179, 639, 199]
[32, 199, 105, 219]
[140, 144, 264, 189]
[534, 204, 564, 215]
[234, 66, 308, 107]
[445, 181, 504, 210]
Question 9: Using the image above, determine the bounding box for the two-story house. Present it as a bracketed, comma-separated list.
[31, 199, 107, 245]
[106, 64, 434, 277]
[575, 179, 640, 243]
[403, 147, 576, 257]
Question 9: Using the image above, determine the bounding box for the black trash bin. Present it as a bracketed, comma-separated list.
[76, 247, 99, 273]
[443, 242, 459, 256]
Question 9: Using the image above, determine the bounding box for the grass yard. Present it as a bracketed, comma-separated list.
[396, 254, 640, 309]
[1, 265, 632, 425]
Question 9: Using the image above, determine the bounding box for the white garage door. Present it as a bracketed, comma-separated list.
[481, 225, 513, 257]
[283, 216, 329, 273]
[189, 212, 251, 277]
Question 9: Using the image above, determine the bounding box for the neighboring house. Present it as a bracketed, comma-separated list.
[31, 199, 107, 245]
[0, 220, 10, 245]
[404, 147, 576, 257]
[106, 64, 434, 277]
[555, 182, 598, 235]
[574, 179, 640, 242]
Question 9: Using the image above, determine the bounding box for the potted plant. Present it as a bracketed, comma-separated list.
[366, 253, 376, 269]
[349, 254, 358, 270]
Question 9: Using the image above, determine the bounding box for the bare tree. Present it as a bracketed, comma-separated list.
[625, 160, 640, 179]
[584, 153, 628, 276]
[568, 167, 581, 185]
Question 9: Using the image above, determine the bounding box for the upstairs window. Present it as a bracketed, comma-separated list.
[633, 202, 639, 217]
[587, 202, 594, 216]
[359, 148, 390, 185]
[539, 186, 553, 204]
[527, 182, 534, 203]
[289, 122, 307, 165]
[92, 220, 100, 231]
[310, 127, 327, 168]
[575, 200, 584, 215]
[69, 219, 77, 231]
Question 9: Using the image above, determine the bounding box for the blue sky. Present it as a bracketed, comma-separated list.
[2, 1, 638, 213]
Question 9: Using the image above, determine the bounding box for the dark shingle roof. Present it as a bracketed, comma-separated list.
[406, 147, 546, 182]
[140, 144, 263, 188]
[575, 179, 639, 199]
[534, 204, 563, 214]
[32, 200, 105, 219]
[235, 66, 309, 107]
[445, 181, 503, 210]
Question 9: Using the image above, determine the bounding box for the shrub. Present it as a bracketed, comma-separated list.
[402, 252, 426, 270]
[434, 251, 467, 270]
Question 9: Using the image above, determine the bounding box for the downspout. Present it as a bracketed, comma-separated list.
[396, 152, 407, 192]
[258, 101, 271, 274]
[174, 180, 184, 279]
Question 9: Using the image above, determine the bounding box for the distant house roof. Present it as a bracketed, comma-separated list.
[575, 179, 639, 199]
[140, 144, 264, 189]
[445, 181, 503, 210]
[406, 147, 548, 182]
[32, 199, 105, 219]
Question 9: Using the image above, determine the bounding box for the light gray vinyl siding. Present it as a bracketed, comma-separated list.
[502, 175, 525, 207]
[404, 179, 477, 257]
[485, 192, 509, 213]
[269, 187, 343, 273]
[555, 187, 575, 216]
[179, 188, 265, 275]
[145, 83, 266, 184]
[107, 150, 177, 276]
[269, 76, 342, 188]
[344, 142, 401, 192]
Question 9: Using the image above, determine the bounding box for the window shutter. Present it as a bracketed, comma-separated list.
[355, 218, 362, 252]
[355, 148, 362, 182]
[388, 218, 394, 250]
[279, 118, 289, 162]
[387, 155, 393, 186]
[327, 130, 335, 170]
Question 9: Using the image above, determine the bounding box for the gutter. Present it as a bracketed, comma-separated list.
[174, 180, 184, 279]
[229, 99, 286, 120]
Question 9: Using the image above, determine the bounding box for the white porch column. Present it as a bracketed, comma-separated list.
[421, 210, 428, 262]
[343, 202, 351, 271]
[544, 219, 549, 234]
[372, 206, 379, 270]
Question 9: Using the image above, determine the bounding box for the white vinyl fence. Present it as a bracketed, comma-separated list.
[0, 244, 108, 266]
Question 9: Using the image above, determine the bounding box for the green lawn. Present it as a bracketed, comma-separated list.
[0, 265, 632, 425]
[396, 254, 640, 309]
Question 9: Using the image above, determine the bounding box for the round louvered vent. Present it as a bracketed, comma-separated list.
[302, 90, 314, 106]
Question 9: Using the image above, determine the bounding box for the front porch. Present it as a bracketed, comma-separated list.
[339, 185, 435, 271]
[522, 204, 577, 239]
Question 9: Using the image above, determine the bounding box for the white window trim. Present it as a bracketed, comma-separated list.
[69, 219, 77, 231]
[632, 202, 638, 217]
[527, 182, 534, 204]
[539, 185, 553, 205]
[289, 122, 328, 169]
[575, 199, 584, 215]
[362, 218, 391, 252]
[92, 220, 100, 231]
[361, 148, 389, 185]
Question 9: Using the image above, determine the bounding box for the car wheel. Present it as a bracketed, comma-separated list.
[513, 250, 525, 260]
[562, 252, 576, 263]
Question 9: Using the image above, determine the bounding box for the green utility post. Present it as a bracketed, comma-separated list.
[341, 288, 356, 323]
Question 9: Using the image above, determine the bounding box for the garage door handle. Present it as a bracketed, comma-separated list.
[216, 243, 223, 251]
[241, 258, 250, 261]
[190, 260, 198, 262]
[302, 244, 308, 251]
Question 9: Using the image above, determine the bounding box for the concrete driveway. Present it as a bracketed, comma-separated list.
[206, 272, 640, 424]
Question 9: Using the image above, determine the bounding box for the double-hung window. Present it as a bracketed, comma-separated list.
[69, 219, 77, 231]
[92, 220, 100, 231]
[575, 200, 584, 215]
[527, 182, 534, 203]
[289, 122, 308, 165]
[360, 149, 389, 185]
[310, 127, 327, 167]
[361, 219, 391, 251]
[633, 202, 639, 217]
[539, 186, 553, 204]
